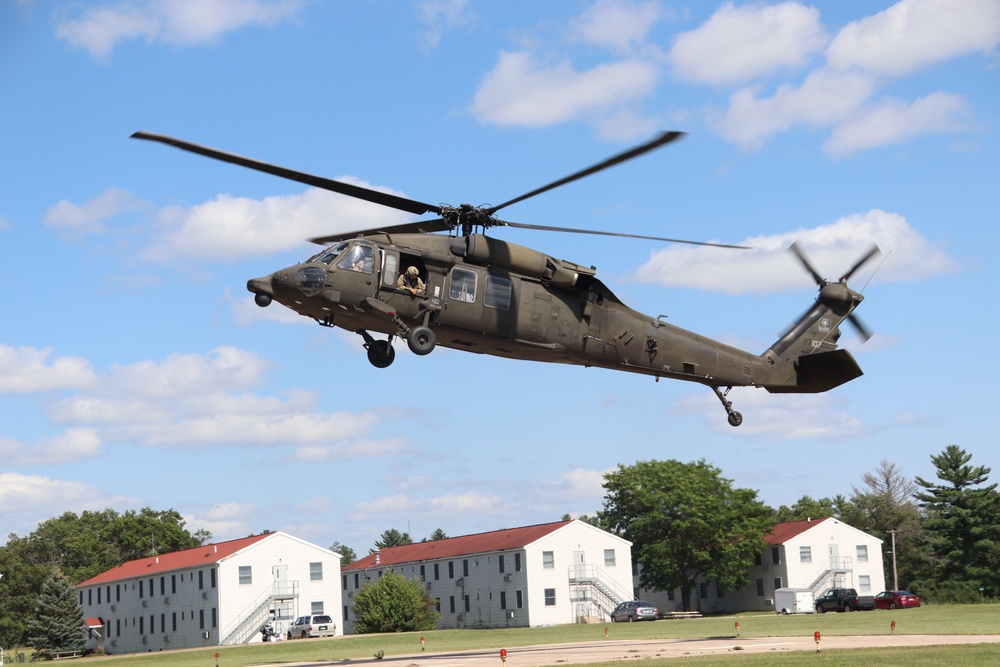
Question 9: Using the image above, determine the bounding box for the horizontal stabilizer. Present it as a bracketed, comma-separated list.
[765, 349, 862, 394]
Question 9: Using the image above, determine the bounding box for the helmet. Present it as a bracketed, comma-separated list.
[406, 266, 419, 276]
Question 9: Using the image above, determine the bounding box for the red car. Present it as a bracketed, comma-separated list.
[874, 590, 921, 610]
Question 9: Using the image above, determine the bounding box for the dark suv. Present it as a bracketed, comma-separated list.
[815, 588, 863, 612]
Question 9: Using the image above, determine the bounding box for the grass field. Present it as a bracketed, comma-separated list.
[48, 604, 999, 666]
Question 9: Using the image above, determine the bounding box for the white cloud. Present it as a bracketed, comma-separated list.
[714, 68, 876, 150]
[0, 473, 132, 540]
[144, 184, 411, 262]
[571, 0, 662, 53]
[0, 344, 98, 393]
[827, 0, 1000, 77]
[289, 436, 408, 462]
[667, 2, 828, 86]
[672, 390, 868, 439]
[470, 51, 658, 128]
[55, 0, 304, 61]
[824, 91, 970, 156]
[104, 346, 270, 397]
[417, 0, 475, 51]
[632, 210, 958, 295]
[351, 491, 504, 522]
[43, 187, 148, 237]
[0, 428, 103, 467]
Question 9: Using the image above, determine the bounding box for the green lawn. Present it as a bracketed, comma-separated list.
[59, 604, 998, 666]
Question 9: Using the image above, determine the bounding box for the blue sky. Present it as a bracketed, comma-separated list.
[2, 0, 998, 554]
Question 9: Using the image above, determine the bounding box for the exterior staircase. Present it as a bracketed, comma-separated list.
[221, 581, 298, 645]
[568, 565, 632, 623]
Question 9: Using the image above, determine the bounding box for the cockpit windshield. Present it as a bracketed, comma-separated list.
[310, 241, 350, 265]
[337, 244, 375, 274]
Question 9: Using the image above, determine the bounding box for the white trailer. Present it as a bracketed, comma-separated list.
[774, 588, 814, 615]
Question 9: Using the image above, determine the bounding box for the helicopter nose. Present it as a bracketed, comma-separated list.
[247, 275, 274, 307]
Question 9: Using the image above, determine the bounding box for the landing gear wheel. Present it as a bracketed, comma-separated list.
[727, 411, 743, 427]
[407, 326, 436, 355]
[712, 386, 744, 427]
[366, 340, 395, 368]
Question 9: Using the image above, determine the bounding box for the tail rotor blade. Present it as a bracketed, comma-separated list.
[789, 242, 825, 286]
[841, 244, 881, 282]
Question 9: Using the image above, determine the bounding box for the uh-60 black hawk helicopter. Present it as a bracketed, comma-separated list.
[133, 130, 878, 427]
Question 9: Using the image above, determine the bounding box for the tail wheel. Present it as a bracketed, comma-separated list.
[366, 340, 395, 368]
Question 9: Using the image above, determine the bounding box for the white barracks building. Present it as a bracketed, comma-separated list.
[342, 520, 633, 632]
[76, 532, 342, 654]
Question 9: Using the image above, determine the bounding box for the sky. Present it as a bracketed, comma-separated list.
[2, 0, 999, 556]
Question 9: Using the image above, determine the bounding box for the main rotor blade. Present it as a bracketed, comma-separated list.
[789, 241, 825, 286]
[131, 131, 441, 217]
[487, 131, 686, 215]
[497, 220, 749, 249]
[841, 244, 881, 282]
[309, 218, 452, 245]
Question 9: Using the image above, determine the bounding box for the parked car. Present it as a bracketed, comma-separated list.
[874, 590, 921, 610]
[287, 614, 336, 639]
[814, 588, 874, 612]
[610, 600, 659, 622]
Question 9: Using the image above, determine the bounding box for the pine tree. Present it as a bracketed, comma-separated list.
[914, 445, 1000, 600]
[26, 575, 86, 659]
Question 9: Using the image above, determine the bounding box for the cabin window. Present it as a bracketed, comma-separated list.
[337, 244, 375, 274]
[484, 275, 512, 310]
[800, 546, 812, 563]
[383, 253, 397, 286]
[449, 268, 477, 302]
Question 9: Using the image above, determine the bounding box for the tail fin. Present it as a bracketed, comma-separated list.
[761, 302, 863, 393]
[759, 243, 878, 394]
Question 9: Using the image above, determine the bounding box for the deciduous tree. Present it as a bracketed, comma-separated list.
[602, 459, 772, 612]
[351, 570, 439, 633]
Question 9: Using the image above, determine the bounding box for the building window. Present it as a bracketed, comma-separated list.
[449, 596, 455, 614]
[499, 555, 505, 573]
[312, 601, 324, 615]
[667, 590, 675, 601]
[448, 561, 455, 579]
[515, 553, 522, 572]
[116, 619, 120, 637]
[139, 580, 143, 598]
[516, 590, 523, 609]
[857, 545, 869, 562]
[754, 552, 762, 566]
[239, 566, 252, 585]
[211, 569, 216, 588]
[542, 551, 555, 569]
[420, 565, 425, 581]
[199, 609, 205, 630]
[756, 579, 765, 596]
[435, 598, 441, 612]
[116, 584, 120, 602]
[771, 547, 780, 565]
[160, 613, 165, 633]
[859, 575, 871, 592]
[434, 563, 440, 580]
[604, 549, 616, 567]
[774, 577, 782, 590]
[140, 616, 144, 635]
[500, 591, 507, 609]
[199, 570, 204, 590]
[342, 575, 347, 590]
[463, 559, 469, 577]
[172, 612, 177, 632]
[464, 595, 470, 613]
[699, 582, 708, 599]
[544, 588, 556, 606]
[800, 546, 812, 563]
[160, 576, 165, 595]
[354, 573, 359, 588]
[716, 584, 724, 599]
[310, 562, 323, 581]
[171, 574, 176, 594]
[485, 275, 512, 310]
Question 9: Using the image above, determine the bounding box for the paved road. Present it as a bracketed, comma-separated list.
[271, 634, 1000, 666]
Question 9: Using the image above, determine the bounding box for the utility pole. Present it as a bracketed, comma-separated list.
[889, 530, 898, 590]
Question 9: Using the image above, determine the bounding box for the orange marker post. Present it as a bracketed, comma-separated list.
[420, 636, 425, 651]
[215, 652, 220, 665]
[500, 648, 507, 665]
[814, 631, 821, 652]
[735, 621, 740, 637]
[891, 620, 896, 634]
[605, 625, 609, 639]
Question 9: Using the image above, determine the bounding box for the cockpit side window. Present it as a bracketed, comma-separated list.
[337, 244, 375, 274]
[313, 241, 350, 265]
[383, 253, 398, 287]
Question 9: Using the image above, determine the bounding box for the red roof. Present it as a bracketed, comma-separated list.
[76, 533, 273, 587]
[765, 518, 831, 545]
[344, 520, 574, 571]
